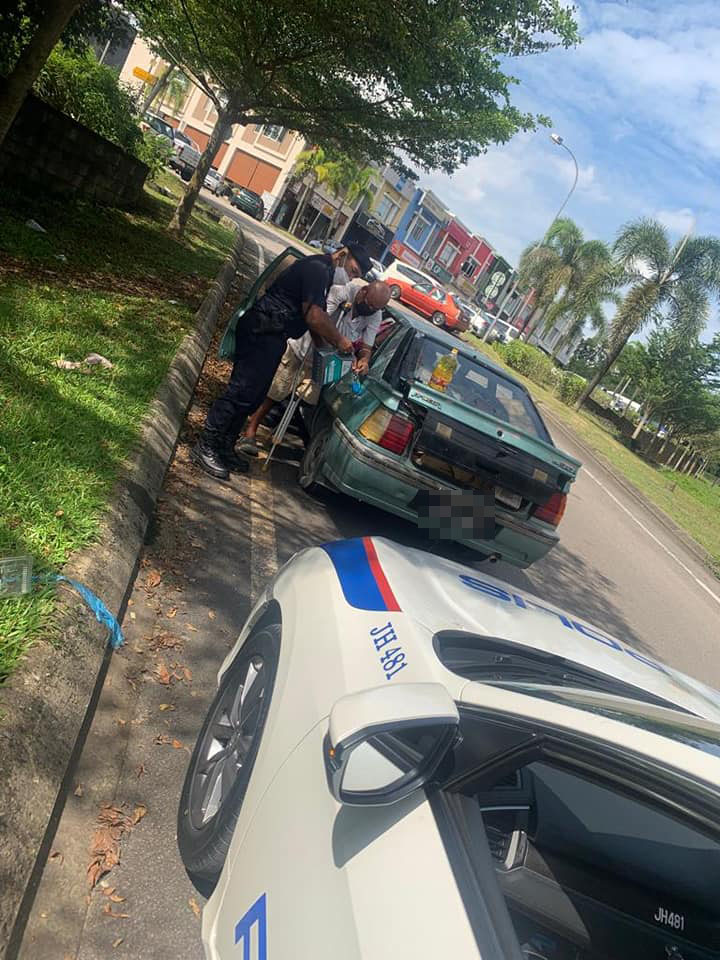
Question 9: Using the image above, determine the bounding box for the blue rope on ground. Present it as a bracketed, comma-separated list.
[32, 574, 125, 649]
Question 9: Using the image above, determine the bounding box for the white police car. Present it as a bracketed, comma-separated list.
[178, 538, 720, 959]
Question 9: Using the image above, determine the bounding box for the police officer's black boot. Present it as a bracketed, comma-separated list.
[220, 435, 250, 473]
[192, 427, 230, 480]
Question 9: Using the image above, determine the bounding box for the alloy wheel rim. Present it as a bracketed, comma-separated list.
[189, 656, 266, 829]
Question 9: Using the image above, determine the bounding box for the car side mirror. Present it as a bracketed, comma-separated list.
[325, 683, 459, 806]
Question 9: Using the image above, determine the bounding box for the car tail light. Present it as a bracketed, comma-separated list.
[359, 407, 414, 455]
[535, 491, 567, 526]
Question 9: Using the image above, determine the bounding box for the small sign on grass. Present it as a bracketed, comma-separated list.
[0, 556, 33, 598]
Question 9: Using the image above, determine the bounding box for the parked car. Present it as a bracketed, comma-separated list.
[380, 258, 436, 290]
[485, 318, 520, 344]
[141, 111, 175, 145]
[367, 257, 385, 280]
[230, 187, 265, 220]
[387, 276, 462, 329]
[169, 137, 202, 181]
[203, 168, 224, 194]
[174, 128, 200, 154]
[179, 535, 720, 960]
[297, 306, 581, 568]
[309, 238, 344, 254]
[469, 310, 491, 336]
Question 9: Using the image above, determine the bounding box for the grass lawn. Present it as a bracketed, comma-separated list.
[0, 175, 235, 680]
[464, 333, 720, 574]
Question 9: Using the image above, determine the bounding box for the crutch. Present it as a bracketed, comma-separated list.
[262, 342, 313, 472]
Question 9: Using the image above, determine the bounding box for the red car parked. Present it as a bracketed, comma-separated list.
[388, 276, 463, 330]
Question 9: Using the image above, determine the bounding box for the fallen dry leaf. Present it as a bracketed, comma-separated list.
[132, 804, 147, 824]
[153, 661, 173, 686]
[154, 734, 172, 745]
[188, 897, 202, 919]
[166, 607, 178, 619]
[135, 764, 146, 779]
[186, 624, 198, 633]
[172, 739, 184, 750]
[208, 611, 216, 621]
[87, 803, 146, 890]
[116, 718, 127, 726]
[55, 509, 64, 518]
[102, 904, 130, 919]
[74, 783, 84, 798]
[182, 666, 192, 683]
[49, 850, 63, 865]
[158, 703, 175, 712]
[149, 632, 183, 651]
[112, 938, 124, 948]
[129, 612, 136, 621]
[110, 892, 127, 903]
[145, 570, 162, 589]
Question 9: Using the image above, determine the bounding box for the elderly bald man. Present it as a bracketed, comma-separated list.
[239, 278, 391, 454]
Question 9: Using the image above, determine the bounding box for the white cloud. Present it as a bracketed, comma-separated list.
[654, 208, 696, 236]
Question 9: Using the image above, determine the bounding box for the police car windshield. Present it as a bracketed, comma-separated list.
[403, 338, 550, 441]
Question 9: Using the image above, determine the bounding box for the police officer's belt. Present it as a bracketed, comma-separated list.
[250, 289, 299, 336]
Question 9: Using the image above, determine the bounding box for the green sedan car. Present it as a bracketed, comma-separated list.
[299, 305, 581, 568]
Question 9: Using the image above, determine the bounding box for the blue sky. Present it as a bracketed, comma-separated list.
[422, 0, 720, 335]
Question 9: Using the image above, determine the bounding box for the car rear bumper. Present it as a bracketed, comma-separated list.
[321, 420, 558, 568]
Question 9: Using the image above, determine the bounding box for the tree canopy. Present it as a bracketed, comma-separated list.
[130, 0, 579, 233]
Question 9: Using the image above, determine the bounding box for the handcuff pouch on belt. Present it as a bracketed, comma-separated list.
[250, 289, 298, 336]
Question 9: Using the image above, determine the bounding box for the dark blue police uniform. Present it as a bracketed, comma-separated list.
[196, 254, 334, 477]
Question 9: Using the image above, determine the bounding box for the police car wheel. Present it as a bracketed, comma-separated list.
[177, 624, 280, 892]
[389, 284, 401, 299]
[431, 311, 445, 326]
[298, 428, 330, 494]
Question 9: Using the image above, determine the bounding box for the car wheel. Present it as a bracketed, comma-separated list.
[298, 427, 330, 494]
[431, 312, 445, 326]
[389, 284, 401, 299]
[177, 624, 280, 893]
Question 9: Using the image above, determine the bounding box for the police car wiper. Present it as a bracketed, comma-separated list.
[434, 633, 679, 711]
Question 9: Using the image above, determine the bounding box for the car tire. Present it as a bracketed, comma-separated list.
[431, 312, 445, 326]
[389, 284, 402, 299]
[298, 426, 331, 494]
[177, 624, 280, 893]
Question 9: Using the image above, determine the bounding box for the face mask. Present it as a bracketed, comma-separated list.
[355, 301, 376, 317]
[333, 267, 350, 285]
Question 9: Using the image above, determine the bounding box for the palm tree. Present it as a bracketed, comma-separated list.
[287, 147, 332, 236]
[518, 218, 611, 343]
[324, 160, 374, 239]
[574, 218, 720, 410]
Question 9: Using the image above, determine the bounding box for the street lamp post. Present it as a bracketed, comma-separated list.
[519, 132, 579, 340]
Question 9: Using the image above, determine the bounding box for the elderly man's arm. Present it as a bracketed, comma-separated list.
[304, 303, 353, 353]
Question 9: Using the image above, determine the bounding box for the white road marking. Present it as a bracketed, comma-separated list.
[584, 467, 720, 608]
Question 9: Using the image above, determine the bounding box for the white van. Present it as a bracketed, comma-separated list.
[379, 259, 437, 290]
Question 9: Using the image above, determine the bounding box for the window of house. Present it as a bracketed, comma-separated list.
[437, 242, 459, 267]
[376, 195, 399, 223]
[261, 124, 285, 142]
[461, 256, 480, 278]
[408, 215, 431, 249]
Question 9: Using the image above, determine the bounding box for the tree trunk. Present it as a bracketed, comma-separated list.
[675, 448, 689, 472]
[168, 107, 231, 238]
[684, 453, 697, 475]
[0, 0, 84, 148]
[288, 177, 315, 235]
[631, 406, 653, 440]
[657, 427, 672, 458]
[622, 382, 640, 419]
[141, 64, 176, 114]
[575, 334, 628, 411]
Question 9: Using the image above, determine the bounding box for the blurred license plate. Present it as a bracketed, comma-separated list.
[495, 487, 521, 509]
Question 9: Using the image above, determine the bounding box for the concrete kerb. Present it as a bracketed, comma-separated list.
[542, 406, 714, 573]
[0, 225, 246, 958]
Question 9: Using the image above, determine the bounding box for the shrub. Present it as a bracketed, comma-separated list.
[556, 371, 586, 405]
[500, 340, 555, 386]
[34, 45, 142, 155]
[136, 130, 174, 178]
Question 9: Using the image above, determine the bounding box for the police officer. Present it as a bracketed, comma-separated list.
[193, 242, 372, 480]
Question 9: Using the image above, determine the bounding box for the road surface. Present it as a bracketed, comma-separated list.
[16, 214, 720, 960]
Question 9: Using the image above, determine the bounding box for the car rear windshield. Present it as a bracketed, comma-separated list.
[403, 337, 550, 441]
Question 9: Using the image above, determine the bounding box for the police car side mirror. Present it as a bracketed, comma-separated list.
[325, 683, 459, 806]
